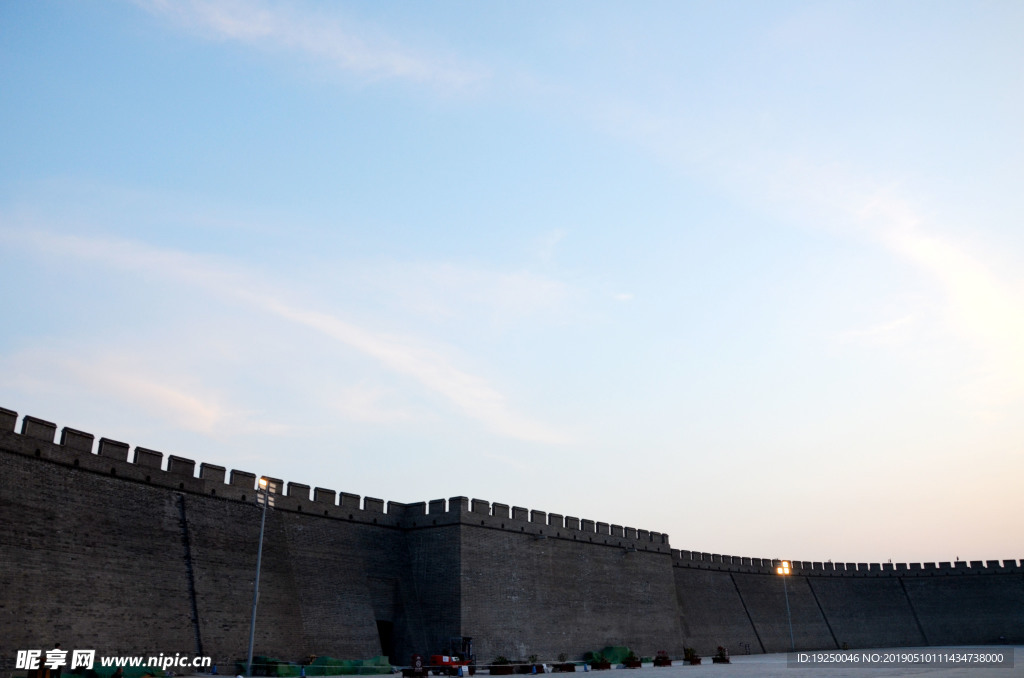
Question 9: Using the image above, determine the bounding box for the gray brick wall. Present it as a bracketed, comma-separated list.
[459, 524, 683, 661]
[2, 416, 1022, 670]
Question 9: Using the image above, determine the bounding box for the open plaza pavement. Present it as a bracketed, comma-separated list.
[173, 647, 1022, 678]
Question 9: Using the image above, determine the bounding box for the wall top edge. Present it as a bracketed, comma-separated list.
[0, 409, 670, 542]
[669, 549, 1022, 576]
[7, 409, 1015, 564]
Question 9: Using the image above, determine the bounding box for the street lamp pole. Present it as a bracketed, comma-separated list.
[247, 477, 269, 678]
[776, 560, 795, 652]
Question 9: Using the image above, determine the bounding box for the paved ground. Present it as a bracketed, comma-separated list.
[177, 647, 1023, 678]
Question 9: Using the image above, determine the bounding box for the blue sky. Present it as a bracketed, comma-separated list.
[2, 1, 1022, 564]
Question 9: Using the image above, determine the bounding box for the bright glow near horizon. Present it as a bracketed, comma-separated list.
[1, 1, 1022, 564]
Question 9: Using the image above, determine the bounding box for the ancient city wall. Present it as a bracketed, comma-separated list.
[1, 407, 1022, 668]
[0, 409, 448, 664]
[669, 551, 1023, 654]
[459, 524, 683, 661]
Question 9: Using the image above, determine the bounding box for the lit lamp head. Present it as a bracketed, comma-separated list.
[776, 561, 790, 575]
[259, 477, 268, 490]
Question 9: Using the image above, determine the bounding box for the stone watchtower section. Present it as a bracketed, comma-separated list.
[1, 406, 1022, 666]
[0, 408, 676, 665]
[0, 409, 447, 664]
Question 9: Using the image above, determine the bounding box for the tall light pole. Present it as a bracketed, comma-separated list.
[776, 560, 795, 652]
[247, 477, 270, 678]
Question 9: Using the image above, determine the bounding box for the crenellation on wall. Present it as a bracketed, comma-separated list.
[0, 409, 424, 529]
[269, 490, 301, 512]
[0, 405, 1017, 622]
[167, 455, 196, 477]
[60, 426, 94, 452]
[403, 501, 427, 517]
[200, 463, 226, 484]
[314, 487, 336, 504]
[0, 407, 16, 431]
[133, 446, 163, 469]
[229, 469, 257, 489]
[5, 413, 1024, 665]
[22, 415, 57, 442]
[435, 495, 676, 547]
[98, 437, 130, 460]
[658, 552, 1012, 579]
[384, 500, 406, 515]
[288, 482, 311, 499]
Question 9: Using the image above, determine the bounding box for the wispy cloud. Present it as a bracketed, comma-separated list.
[333, 383, 419, 425]
[536, 229, 566, 264]
[259, 298, 572, 444]
[860, 196, 1024, 414]
[838, 314, 917, 346]
[0, 227, 573, 445]
[1, 347, 292, 436]
[362, 261, 573, 326]
[137, 0, 487, 89]
[585, 89, 1024, 411]
[763, 167, 1024, 413]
